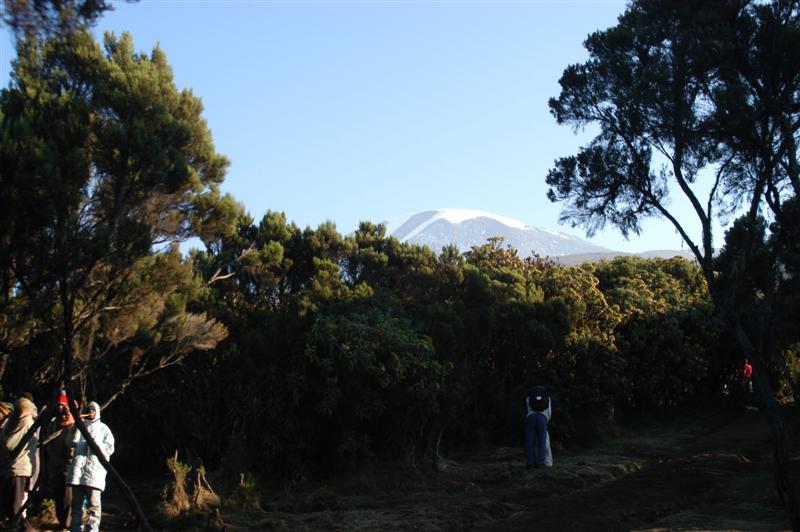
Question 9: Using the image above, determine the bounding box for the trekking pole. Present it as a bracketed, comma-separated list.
[65, 389, 154, 532]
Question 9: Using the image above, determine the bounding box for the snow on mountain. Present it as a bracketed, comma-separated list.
[386, 209, 527, 237]
[382, 209, 612, 257]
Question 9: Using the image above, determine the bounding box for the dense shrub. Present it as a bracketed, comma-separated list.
[11, 214, 730, 480]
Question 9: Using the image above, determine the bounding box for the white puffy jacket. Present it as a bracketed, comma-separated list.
[66, 402, 115, 491]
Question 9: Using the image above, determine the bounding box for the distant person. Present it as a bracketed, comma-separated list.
[44, 390, 75, 529]
[742, 359, 753, 392]
[67, 401, 115, 532]
[0, 394, 38, 531]
[524, 385, 553, 469]
[733, 359, 755, 402]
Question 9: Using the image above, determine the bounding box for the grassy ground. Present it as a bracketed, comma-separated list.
[30, 406, 798, 531]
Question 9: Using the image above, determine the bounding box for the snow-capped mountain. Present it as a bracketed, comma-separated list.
[383, 209, 612, 257]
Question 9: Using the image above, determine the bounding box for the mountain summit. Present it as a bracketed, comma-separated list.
[383, 209, 611, 257]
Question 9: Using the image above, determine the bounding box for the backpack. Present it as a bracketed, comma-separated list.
[528, 386, 549, 412]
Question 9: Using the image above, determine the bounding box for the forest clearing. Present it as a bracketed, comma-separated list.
[26, 406, 794, 531]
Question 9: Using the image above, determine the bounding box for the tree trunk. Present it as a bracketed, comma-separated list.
[729, 318, 800, 530]
[703, 226, 800, 529]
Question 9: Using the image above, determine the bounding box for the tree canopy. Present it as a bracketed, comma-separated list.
[546, 0, 800, 524]
[1, 0, 121, 38]
[0, 29, 239, 405]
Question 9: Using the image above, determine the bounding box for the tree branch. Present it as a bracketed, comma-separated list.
[206, 244, 255, 286]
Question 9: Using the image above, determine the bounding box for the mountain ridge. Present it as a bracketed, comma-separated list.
[381, 208, 693, 263]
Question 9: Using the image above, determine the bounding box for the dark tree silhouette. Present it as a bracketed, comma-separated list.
[546, 0, 800, 525]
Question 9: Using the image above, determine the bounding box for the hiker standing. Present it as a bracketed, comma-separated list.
[22, 393, 41, 520]
[67, 401, 114, 532]
[0, 394, 38, 530]
[44, 391, 75, 529]
[524, 386, 553, 468]
[742, 359, 753, 394]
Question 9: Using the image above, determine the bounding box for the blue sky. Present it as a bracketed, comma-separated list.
[1, 0, 713, 253]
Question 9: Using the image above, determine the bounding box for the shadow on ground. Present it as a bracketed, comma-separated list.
[30, 407, 798, 531]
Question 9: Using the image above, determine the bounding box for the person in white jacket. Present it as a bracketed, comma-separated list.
[66, 401, 114, 532]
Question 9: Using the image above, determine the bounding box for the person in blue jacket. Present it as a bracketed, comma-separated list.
[524, 386, 553, 468]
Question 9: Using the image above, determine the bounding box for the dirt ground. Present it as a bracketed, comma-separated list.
[30, 406, 799, 531]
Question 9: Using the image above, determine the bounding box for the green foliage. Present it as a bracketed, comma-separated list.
[125, 207, 726, 478]
[1, 0, 114, 39]
[0, 30, 233, 400]
[593, 257, 718, 411]
[305, 297, 447, 465]
[714, 199, 800, 396]
[0, 11, 747, 488]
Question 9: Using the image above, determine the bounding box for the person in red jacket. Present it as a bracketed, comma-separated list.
[742, 360, 753, 379]
[742, 359, 753, 393]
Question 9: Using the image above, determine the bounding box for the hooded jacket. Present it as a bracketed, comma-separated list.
[2, 397, 38, 477]
[66, 402, 115, 491]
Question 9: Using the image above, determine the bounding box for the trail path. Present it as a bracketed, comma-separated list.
[480, 409, 793, 531]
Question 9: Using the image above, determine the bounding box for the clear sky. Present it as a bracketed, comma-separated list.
[1, 0, 716, 253]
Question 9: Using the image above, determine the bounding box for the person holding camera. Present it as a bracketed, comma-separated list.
[0, 394, 38, 531]
[43, 391, 75, 529]
[524, 385, 553, 469]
